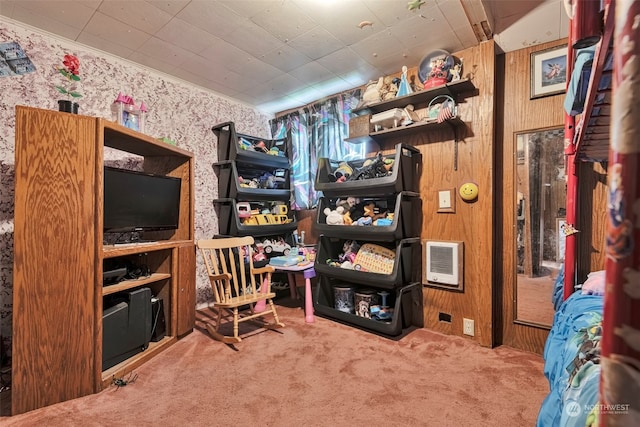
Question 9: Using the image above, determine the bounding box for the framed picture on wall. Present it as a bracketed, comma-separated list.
[530, 44, 568, 99]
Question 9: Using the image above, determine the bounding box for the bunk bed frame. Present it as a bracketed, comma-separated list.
[563, 0, 639, 424]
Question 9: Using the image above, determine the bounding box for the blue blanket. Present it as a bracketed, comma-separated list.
[537, 291, 603, 427]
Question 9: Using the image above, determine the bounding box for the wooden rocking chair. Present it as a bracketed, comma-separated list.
[197, 236, 284, 343]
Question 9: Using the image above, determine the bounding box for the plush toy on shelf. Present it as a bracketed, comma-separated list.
[324, 206, 345, 225]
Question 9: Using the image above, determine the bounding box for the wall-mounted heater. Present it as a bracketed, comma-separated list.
[423, 241, 464, 291]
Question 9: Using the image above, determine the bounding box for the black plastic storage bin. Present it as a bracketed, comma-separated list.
[315, 143, 422, 197]
[214, 198, 298, 237]
[214, 160, 291, 201]
[314, 191, 421, 241]
[314, 236, 421, 288]
[212, 121, 289, 168]
[314, 277, 423, 336]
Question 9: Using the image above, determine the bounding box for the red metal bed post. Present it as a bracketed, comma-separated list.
[600, 0, 640, 424]
[564, 5, 578, 301]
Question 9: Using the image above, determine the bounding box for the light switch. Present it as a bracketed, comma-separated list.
[437, 189, 455, 213]
[438, 190, 451, 209]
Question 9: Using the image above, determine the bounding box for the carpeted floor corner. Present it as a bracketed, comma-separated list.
[0, 298, 549, 426]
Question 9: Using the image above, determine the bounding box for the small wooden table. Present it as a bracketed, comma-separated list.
[269, 262, 315, 323]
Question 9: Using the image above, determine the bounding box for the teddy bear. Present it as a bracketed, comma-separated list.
[324, 206, 345, 225]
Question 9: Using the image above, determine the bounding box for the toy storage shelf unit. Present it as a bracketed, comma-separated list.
[314, 236, 422, 289]
[212, 121, 289, 168]
[213, 159, 291, 201]
[346, 78, 476, 144]
[312, 142, 423, 336]
[314, 279, 423, 336]
[213, 197, 298, 237]
[315, 143, 422, 197]
[211, 120, 295, 252]
[315, 191, 421, 241]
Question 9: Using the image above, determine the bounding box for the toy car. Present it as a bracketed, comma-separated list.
[257, 238, 291, 255]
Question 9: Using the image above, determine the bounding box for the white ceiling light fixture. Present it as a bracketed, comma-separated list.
[460, 0, 494, 42]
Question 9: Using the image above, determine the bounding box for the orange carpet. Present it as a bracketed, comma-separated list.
[0, 298, 549, 426]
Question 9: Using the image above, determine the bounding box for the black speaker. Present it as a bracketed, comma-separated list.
[151, 297, 166, 342]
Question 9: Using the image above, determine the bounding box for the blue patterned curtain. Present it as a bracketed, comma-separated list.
[271, 91, 365, 210]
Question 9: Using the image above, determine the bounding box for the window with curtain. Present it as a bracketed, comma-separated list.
[270, 90, 366, 210]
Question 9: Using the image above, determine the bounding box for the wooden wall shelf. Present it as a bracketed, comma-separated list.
[352, 78, 476, 114]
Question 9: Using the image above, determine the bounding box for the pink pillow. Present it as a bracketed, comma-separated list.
[581, 270, 606, 295]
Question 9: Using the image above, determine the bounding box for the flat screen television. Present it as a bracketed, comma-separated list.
[103, 167, 181, 232]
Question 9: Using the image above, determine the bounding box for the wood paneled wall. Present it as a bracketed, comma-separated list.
[300, 41, 496, 347]
[499, 39, 608, 354]
[500, 40, 566, 354]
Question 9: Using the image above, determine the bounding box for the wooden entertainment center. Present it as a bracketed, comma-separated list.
[11, 106, 195, 414]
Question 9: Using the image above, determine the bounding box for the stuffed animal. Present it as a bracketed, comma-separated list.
[358, 77, 383, 107]
[363, 203, 388, 221]
[343, 211, 353, 225]
[336, 197, 361, 211]
[324, 206, 345, 225]
[339, 240, 360, 264]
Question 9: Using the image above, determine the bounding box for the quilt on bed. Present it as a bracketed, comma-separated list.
[537, 270, 604, 427]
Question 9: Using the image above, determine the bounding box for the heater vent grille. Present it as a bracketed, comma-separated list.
[424, 241, 463, 290]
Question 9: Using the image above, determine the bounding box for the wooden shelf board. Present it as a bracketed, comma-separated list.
[353, 78, 476, 114]
[103, 239, 193, 258]
[102, 273, 172, 296]
[101, 336, 177, 387]
[101, 119, 193, 158]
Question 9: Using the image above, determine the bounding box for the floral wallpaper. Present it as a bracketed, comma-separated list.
[0, 20, 275, 354]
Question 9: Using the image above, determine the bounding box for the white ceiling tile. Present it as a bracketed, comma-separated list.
[171, 67, 240, 98]
[351, 30, 404, 64]
[199, 39, 255, 75]
[364, 0, 429, 27]
[261, 73, 306, 98]
[83, 12, 151, 50]
[97, 0, 173, 34]
[316, 47, 373, 76]
[217, 0, 272, 19]
[177, 0, 244, 38]
[146, 0, 191, 16]
[127, 50, 177, 75]
[260, 43, 311, 73]
[288, 61, 335, 85]
[389, 13, 451, 52]
[154, 18, 220, 55]
[250, 1, 317, 43]
[3, 0, 97, 30]
[287, 26, 344, 61]
[309, 78, 357, 99]
[75, 31, 135, 58]
[209, 68, 256, 94]
[220, 17, 284, 58]
[291, 0, 379, 46]
[232, 59, 282, 84]
[179, 52, 229, 80]
[7, 3, 83, 41]
[0, 1, 16, 17]
[136, 36, 197, 66]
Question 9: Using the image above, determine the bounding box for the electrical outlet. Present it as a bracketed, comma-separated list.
[463, 318, 475, 336]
